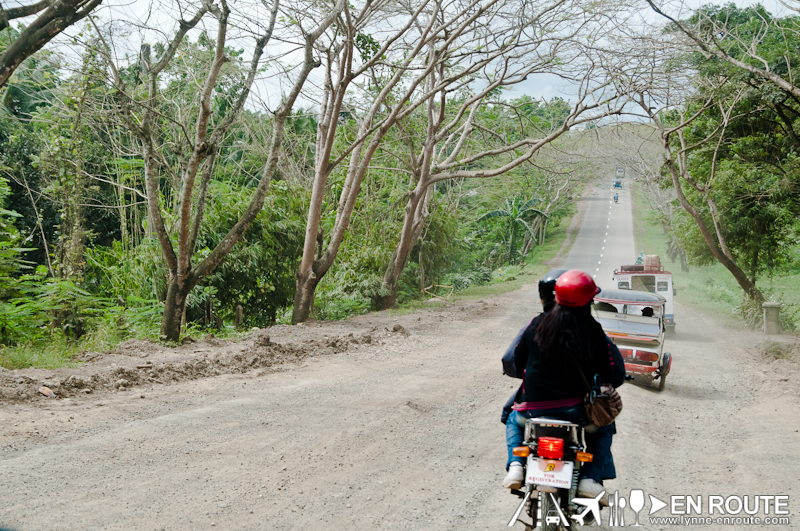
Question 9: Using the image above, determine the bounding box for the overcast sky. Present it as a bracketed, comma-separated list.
[4, 0, 794, 110]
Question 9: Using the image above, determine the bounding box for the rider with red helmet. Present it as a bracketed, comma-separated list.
[502, 270, 625, 499]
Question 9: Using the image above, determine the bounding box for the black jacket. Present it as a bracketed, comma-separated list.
[514, 318, 625, 404]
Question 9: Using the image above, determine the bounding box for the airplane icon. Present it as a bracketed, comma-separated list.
[571, 491, 605, 526]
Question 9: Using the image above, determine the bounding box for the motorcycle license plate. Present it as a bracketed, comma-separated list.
[526, 457, 574, 489]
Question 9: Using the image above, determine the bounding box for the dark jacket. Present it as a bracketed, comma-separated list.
[502, 300, 556, 378]
[502, 322, 533, 378]
[514, 318, 625, 404]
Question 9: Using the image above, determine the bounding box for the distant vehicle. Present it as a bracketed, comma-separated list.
[612, 255, 675, 332]
[615, 166, 625, 178]
[592, 289, 672, 391]
[613, 179, 622, 188]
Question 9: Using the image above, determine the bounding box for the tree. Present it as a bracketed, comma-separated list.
[93, 0, 344, 340]
[0, 0, 102, 88]
[373, 0, 635, 309]
[291, 0, 439, 323]
[477, 197, 547, 264]
[634, 2, 800, 304]
[646, 0, 800, 99]
[293, 0, 630, 321]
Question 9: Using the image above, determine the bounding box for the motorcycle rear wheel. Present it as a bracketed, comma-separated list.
[538, 491, 562, 531]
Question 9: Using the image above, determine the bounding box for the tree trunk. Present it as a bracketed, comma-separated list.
[507, 222, 517, 264]
[419, 247, 425, 295]
[540, 218, 548, 246]
[660, 133, 764, 303]
[292, 270, 318, 323]
[379, 185, 431, 310]
[161, 277, 191, 341]
[521, 235, 533, 257]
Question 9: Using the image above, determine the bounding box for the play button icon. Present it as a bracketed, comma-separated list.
[649, 494, 668, 515]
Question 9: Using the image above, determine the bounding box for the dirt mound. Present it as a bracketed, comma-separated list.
[760, 337, 800, 363]
[0, 325, 405, 404]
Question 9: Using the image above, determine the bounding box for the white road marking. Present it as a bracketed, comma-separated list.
[596, 268, 600, 271]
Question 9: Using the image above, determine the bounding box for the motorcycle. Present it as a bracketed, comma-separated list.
[507, 375, 634, 529]
[506, 418, 598, 530]
[613, 194, 618, 203]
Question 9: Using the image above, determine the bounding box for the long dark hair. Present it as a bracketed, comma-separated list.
[534, 303, 607, 366]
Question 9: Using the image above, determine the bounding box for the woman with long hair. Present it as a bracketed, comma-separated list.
[502, 270, 625, 499]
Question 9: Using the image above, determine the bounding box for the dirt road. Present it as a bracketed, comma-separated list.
[2, 185, 800, 530]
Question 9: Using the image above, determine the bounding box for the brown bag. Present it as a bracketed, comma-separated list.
[578, 370, 622, 427]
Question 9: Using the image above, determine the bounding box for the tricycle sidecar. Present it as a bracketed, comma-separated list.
[592, 289, 672, 391]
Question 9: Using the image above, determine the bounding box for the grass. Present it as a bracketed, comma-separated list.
[389, 204, 577, 315]
[0, 334, 109, 370]
[763, 341, 799, 362]
[630, 183, 800, 332]
[0, 307, 248, 370]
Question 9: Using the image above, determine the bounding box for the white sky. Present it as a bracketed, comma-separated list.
[4, 0, 796, 109]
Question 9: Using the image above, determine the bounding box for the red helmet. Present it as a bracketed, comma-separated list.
[555, 269, 600, 308]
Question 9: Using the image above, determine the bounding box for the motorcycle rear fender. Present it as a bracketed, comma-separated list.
[524, 418, 586, 452]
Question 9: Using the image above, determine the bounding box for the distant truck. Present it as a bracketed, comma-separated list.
[612, 255, 676, 332]
[615, 166, 625, 178]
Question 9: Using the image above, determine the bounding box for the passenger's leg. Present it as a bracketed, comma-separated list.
[579, 423, 614, 483]
[503, 410, 527, 488]
[500, 388, 519, 425]
[505, 410, 526, 469]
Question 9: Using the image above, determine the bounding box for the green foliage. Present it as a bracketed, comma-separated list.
[662, 3, 800, 288]
[192, 180, 307, 327]
[355, 33, 381, 62]
[442, 267, 493, 291]
[0, 175, 45, 345]
[0, 22, 591, 362]
[84, 180, 307, 330]
[85, 239, 166, 301]
[476, 196, 547, 264]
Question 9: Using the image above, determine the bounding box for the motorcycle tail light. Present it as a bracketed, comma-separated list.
[536, 437, 564, 459]
[576, 451, 593, 462]
[636, 351, 659, 362]
[512, 446, 530, 457]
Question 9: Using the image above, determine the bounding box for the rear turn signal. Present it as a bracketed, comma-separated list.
[536, 437, 564, 460]
[576, 451, 593, 462]
[512, 446, 530, 457]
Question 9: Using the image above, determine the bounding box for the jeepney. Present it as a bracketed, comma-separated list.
[612, 255, 676, 332]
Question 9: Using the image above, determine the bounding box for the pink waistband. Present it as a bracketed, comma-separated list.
[512, 397, 583, 411]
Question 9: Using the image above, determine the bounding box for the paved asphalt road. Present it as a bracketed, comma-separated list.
[562, 179, 636, 288]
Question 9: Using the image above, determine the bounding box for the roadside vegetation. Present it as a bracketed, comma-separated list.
[632, 184, 800, 332]
[634, 3, 800, 318]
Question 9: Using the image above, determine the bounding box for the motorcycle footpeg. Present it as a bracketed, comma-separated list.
[510, 488, 525, 498]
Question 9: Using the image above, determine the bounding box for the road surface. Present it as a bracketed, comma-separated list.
[1, 180, 799, 531]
